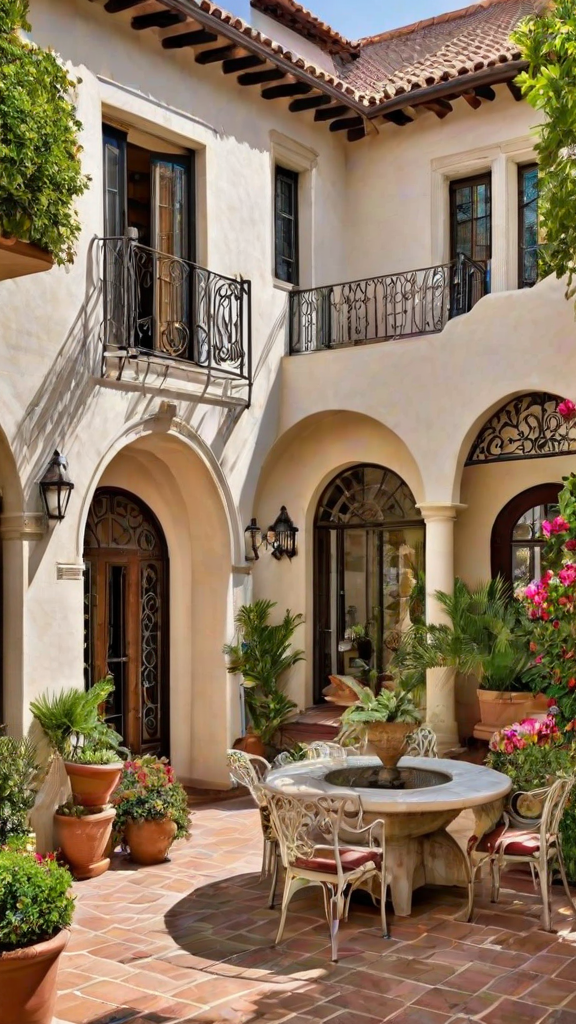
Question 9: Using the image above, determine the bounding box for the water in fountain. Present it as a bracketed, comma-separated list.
[324, 766, 451, 791]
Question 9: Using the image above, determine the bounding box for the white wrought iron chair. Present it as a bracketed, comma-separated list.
[261, 783, 388, 961]
[226, 749, 278, 907]
[405, 726, 438, 758]
[467, 776, 576, 932]
[271, 741, 348, 769]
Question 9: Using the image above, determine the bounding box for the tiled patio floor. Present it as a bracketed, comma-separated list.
[55, 797, 576, 1024]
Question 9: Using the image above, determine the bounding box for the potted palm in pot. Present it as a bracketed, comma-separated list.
[224, 600, 303, 756]
[337, 681, 421, 778]
[112, 756, 190, 865]
[0, 846, 75, 1024]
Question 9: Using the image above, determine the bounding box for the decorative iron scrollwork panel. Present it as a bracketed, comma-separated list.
[466, 392, 576, 464]
[316, 465, 421, 526]
[140, 561, 163, 746]
[84, 492, 164, 556]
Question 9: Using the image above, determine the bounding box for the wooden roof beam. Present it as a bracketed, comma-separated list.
[132, 9, 186, 30]
[330, 116, 364, 133]
[422, 98, 453, 119]
[462, 91, 482, 110]
[195, 44, 237, 65]
[474, 85, 496, 101]
[382, 109, 413, 126]
[222, 54, 266, 74]
[237, 66, 285, 85]
[507, 79, 523, 102]
[162, 28, 219, 49]
[261, 81, 313, 99]
[104, 0, 146, 12]
[314, 104, 350, 122]
[347, 126, 366, 142]
[289, 94, 332, 112]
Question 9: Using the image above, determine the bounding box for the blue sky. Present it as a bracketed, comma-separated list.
[227, 1, 467, 38]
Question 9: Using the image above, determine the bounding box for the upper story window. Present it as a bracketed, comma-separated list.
[518, 163, 540, 289]
[275, 165, 299, 284]
[450, 173, 492, 271]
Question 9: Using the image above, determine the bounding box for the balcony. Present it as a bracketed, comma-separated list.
[100, 237, 251, 406]
[289, 254, 486, 354]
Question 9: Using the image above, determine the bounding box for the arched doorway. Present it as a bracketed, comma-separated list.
[491, 482, 561, 593]
[83, 488, 169, 755]
[314, 464, 424, 702]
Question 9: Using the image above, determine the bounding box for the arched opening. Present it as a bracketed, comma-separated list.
[83, 487, 169, 756]
[491, 482, 561, 593]
[314, 464, 424, 703]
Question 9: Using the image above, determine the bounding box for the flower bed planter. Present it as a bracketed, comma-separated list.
[0, 928, 69, 1024]
[0, 237, 54, 282]
[54, 807, 116, 880]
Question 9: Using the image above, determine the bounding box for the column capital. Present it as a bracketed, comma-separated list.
[417, 502, 467, 522]
[0, 512, 46, 540]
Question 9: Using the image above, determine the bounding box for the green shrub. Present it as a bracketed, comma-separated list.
[113, 757, 190, 844]
[0, 849, 74, 952]
[0, 0, 89, 262]
[0, 734, 39, 844]
[30, 677, 124, 764]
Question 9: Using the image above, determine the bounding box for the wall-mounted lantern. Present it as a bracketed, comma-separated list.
[39, 450, 74, 522]
[266, 506, 298, 561]
[244, 517, 263, 561]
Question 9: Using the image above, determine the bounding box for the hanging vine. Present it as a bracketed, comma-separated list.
[0, 0, 89, 263]
[512, 0, 576, 298]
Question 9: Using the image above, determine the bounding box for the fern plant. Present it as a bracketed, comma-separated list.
[337, 683, 421, 745]
[30, 677, 124, 763]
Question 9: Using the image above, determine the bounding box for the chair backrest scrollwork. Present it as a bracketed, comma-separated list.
[261, 785, 363, 878]
[226, 749, 270, 808]
[405, 726, 438, 759]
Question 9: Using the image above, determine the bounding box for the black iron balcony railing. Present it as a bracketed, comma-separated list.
[101, 237, 251, 381]
[289, 253, 486, 354]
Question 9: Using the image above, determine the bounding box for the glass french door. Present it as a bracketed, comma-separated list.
[450, 173, 492, 269]
[84, 489, 169, 756]
[151, 156, 191, 358]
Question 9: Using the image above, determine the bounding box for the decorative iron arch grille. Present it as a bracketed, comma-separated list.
[466, 392, 576, 465]
[316, 464, 421, 527]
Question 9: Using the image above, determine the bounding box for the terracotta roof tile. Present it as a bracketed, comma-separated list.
[250, 0, 359, 57]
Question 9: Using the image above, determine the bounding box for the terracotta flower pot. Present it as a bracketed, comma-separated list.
[125, 817, 177, 865]
[232, 733, 267, 758]
[478, 690, 533, 729]
[365, 721, 415, 768]
[63, 761, 122, 808]
[0, 927, 69, 1024]
[54, 807, 116, 880]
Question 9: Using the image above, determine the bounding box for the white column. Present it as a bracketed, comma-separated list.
[490, 153, 510, 294]
[417, 503, 466, 753]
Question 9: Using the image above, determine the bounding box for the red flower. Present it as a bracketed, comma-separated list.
[548, 697, 557, 707]
[558, 398, 576, 421]
[530, 642, 538, 653]
[566, 539, 576, 552]
[569, 678, 576, 690]
[553, 620, 561, 629]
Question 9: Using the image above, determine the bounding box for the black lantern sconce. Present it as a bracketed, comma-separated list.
[244, 507, 299, 562]
[266, 506, 298, 561]
[39, 450, 74, 522]
[244, 517, 263, 561]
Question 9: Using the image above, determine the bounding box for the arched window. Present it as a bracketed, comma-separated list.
[314, 465, 424, 703]
[491, 483, 561, 592]
[466, 392, 576, 464]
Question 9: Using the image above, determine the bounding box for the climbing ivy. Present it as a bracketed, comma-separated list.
[512, 1, 576, 297]
[0, 0, 89, 263]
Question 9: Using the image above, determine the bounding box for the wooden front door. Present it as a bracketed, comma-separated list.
[84, 489, 169, 756]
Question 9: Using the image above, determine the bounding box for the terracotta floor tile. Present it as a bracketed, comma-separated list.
[481, 997, 551, 1024]
[557, 960, 576, 983]
[384, 1007, 451, 1023]
[436, 963, 505, 993]
[487, 969, 541, 996]
[526, 953, 573, 975]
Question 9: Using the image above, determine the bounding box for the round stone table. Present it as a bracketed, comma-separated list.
[266, 754, 511, 917]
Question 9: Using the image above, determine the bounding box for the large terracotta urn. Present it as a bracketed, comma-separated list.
[473, 690, 534, 741]
[0, 928, 70, 1024]
[232, 732, 266, 758]
[63, 761, 122, 808]
[125, 818, 177, 865]
[365, 721, 415, 769]
[54, 807, 116, 880]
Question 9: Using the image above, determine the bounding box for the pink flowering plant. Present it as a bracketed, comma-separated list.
[112, 756, 190, 846]
[486, 715, 574, 791]
[520, 468, 576, 724]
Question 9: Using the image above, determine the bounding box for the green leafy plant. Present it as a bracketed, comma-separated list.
[338, 682, 421, 744]
[223, 600, 303, 742]
[30, 677, 124, 763]
[0, 734, 40, 845]
[0, 848, 74, 952]
[0, 0, 89, 262]
[112, 757, 190, 845]
[55, 800, 100, 818]
[394, 577, 533, 693]
[512, 1, 576, 299]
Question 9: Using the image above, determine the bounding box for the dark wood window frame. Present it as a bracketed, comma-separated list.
[450, 172, 492, 268]
[275, 164, 299, 285]
[518, 162, 539, 290]
[490, 482, 561, 587]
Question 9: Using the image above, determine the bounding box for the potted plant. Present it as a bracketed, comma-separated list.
[224, 600, 303, 756]
[486, 714, 574, 827]
[30, 677, 125, 807]
[338, 681, 421, 770]
[112, 757, 190, 865]
[0, 735, 40, 848]
[53, 801, 117, 880]
[0, 846, 75, 1024]
[345, 624, 373, 663]
[394, 577, 540, 738]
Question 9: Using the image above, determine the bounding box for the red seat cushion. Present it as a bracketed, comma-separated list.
[293, 849, 382, 874]
[475, 825, 540, 857]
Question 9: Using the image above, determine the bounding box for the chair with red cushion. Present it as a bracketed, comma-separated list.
[467, 776, 576, 931]
[260, 783, 388, 961]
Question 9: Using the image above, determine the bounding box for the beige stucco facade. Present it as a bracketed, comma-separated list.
[1, 0, 575, 784]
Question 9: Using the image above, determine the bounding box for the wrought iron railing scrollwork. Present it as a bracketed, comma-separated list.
[101, 237, 251, 381]
[288, 253, 486, 354]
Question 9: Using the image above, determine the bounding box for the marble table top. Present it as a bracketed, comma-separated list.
[266, 755, 512, 814]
